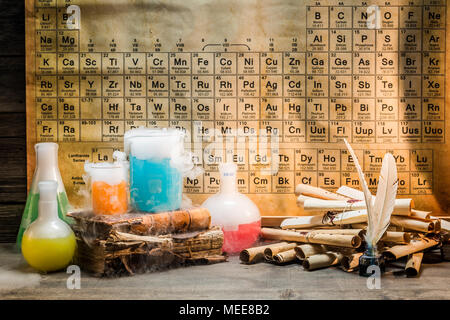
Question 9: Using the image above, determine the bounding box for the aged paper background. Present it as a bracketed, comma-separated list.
[26, 0, 450, 215]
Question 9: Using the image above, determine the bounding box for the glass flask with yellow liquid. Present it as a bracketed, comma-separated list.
[21, 180, 76, 272]
[16, 143, 71, 250]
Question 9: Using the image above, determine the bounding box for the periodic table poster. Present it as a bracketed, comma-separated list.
[26, 0, 450, 215]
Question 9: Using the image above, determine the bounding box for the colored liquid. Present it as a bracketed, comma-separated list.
[22, 233, 76, 272]
[92, 181, 127, 215]
[16, 192, 71, 249]
[221, 220, 261, 254]
[130, 156, 182, 212]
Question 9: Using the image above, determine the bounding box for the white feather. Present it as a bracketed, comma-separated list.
[343, 139, 373, 224]
[343, 139, 398, 249]
[368, 153, 398, 247]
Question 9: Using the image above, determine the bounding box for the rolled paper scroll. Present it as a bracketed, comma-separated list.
[405, 252, 424, 277]
[294, 228, 365, 238]
[261, 216, 294, 228]
[303, 252, 343, 271]
[273, 249, 298, 264]
[336, 186, 413, 216]
[381, 231, 412, 244]
[351, 223, 367, 229]
[294, 244, 328, 260]
[69, 208, 211, 240]
[264, 243, 298, 260]
[261, 228, 361, 248]
[434, 218, 450, 233]
[239, 242, 289, 264]
[383, 238, 439, 260]
[130, 207, 211, 235]
[295, 184, 349, 200]
[411, 209, 431, 220]
[387, 225, 404, 232]
[341, 252, 363, 272]
[408, 214, 440, 226]
[390, 216, 435, 233]
[299, 198, 412, 216]
[296, 195, 319, 208]
[281, 210, 368, 229]
[336, 185, 364, 200]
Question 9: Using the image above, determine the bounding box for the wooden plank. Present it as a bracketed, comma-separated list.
[0, 138, 26, 179]
[0, 56, 25, 113]
[0, 177, 27, 203]
[0, 1, 25, 56]
[0, 137, 26, 240]
[0, 1, 26, 114]
[0, 113, 26, 137]
[0, 204, 23, 243]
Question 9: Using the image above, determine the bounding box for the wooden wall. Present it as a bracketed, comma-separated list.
[0, 2, 26, 242]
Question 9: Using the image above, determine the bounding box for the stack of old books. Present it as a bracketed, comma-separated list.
[241, 184, 450, 277]
[68, 207, 225, 276]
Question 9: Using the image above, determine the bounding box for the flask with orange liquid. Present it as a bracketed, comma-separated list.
[84, 159, 128, 215]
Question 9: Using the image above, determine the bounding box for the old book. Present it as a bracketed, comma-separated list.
[69, 209, 223, 276]
[74, 227, 225, 276]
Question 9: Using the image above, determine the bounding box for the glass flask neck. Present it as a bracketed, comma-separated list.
[37, 198, 59, 222]
[32, 143, 65, 194]
[220, 174, 237, 194]
[35, 143, 58, 170]
[37, 181, 59, 222]
[219, 163, 238, 194]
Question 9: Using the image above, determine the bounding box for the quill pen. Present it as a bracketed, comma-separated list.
[344, 139, 398, 250]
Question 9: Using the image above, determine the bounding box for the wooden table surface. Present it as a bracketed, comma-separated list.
[0, 243, 449, 300]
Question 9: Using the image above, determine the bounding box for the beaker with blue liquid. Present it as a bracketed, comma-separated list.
[125, 128, 187, 213]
